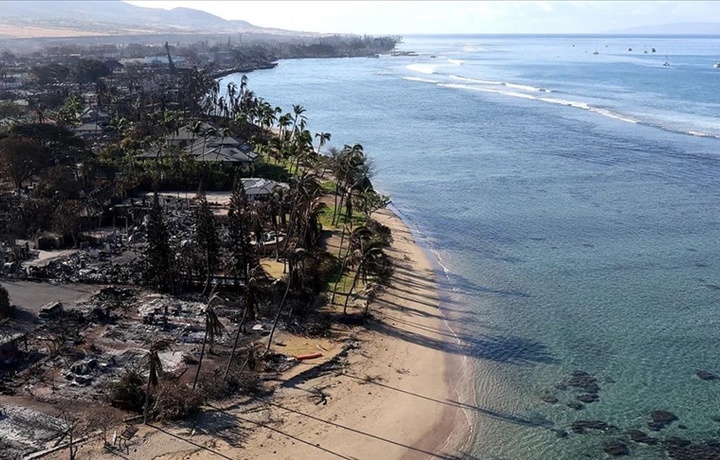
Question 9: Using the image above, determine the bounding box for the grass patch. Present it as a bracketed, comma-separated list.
[320, 180, 336, 193]
[253, 157, 293, 182]
[319, 206, 366, 231]
[322, 252, 367, 307]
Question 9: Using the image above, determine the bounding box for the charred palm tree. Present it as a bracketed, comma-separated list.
[192, 293, 227, 391]
[266, 248, 306, 354]
[143, 338, 173, 424]
[343, 243, 385, 315]
[331, 225, 371, 305]
[224, 266, 265, 380]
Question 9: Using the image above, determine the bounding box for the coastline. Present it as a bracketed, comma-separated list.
[386, 204, 477, 458]
[46, 207, 471, 460]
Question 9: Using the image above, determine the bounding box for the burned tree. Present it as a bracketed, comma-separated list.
[145, 192, 174, 293]
[196, 185, 219, 295]
[227, 176, 256, 284]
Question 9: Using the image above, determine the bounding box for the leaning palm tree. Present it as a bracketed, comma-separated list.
[266, 248, 306, 354]
[331, 225, 370, 305]
[192, 292, 227, 390]
[224, 266, 265, 380]
[143, 338, 173, 424]
[343, 243, 385, 315]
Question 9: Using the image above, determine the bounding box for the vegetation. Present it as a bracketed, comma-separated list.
[0, 51, 398, 439]
[146, 192, 175, 293]
[0, 283, 12, 319]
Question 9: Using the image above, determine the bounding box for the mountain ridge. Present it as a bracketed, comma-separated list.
[0, 1, 313, 38]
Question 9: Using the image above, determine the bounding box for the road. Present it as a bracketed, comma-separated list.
[1, 280, 99, 314]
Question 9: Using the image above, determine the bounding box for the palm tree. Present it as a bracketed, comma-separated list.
[331, 144, 366, 226]
[277, 113, 293, 143]
[266, 248, 305, 354]
[331, 225, 370, 305]
[192, 292, 227, 391]
[343, 243, 385, 314]
[315, 132, 331, 157]
[224, 266, 264, 380]
[281, 172, 321, 265]
[298, 195, 327, 249]
[143, 338, 173, 424]
[289, 104, 306, 142]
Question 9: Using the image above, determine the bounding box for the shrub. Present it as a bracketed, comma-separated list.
[0, 284, 12, 319]
[152, 381, 203, 421]
[105, 368, 145, 413]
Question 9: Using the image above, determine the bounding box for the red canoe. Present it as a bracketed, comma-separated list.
[294, 352, 323, 360]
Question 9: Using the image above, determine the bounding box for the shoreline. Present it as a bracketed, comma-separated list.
[43, 207, 471, 460]
[387, 203, 477, 458]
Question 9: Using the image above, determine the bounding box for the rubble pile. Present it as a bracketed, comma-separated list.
[0, 406, 66, 459]
[24, 249, 145, 285]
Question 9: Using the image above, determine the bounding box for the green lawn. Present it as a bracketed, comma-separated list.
[319, 206, 365, 231]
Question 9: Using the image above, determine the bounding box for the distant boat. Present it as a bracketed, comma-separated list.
[628, 47, 633, 52]
[714, 63, 720, 68]
[593, 50, 600, 55]
[663, 54, 670, 66]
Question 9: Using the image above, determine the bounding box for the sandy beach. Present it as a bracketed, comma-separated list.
[43, 208, 471, 460]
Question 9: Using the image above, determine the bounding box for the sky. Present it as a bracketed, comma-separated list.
[123, 1, 720, 35]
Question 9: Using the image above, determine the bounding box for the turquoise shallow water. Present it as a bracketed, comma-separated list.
[223, 35, 720, 459]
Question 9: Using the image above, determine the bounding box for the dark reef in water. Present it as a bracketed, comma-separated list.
[548, 371, 720, 459]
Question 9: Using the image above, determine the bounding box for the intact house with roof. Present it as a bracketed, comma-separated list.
[137, 122, 258, 169]
[241, 178, 289, 202]
[72, 122, 104, 139]
[80, 107, 110, 124]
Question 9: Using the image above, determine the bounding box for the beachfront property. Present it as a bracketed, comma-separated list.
[239, 177, 289, 201]
[137, 122, 259, 169]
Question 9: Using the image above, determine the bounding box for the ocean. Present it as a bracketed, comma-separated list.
[221, 35, 720, 459]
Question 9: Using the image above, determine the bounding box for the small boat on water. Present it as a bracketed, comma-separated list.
[714, 63, 720, 68]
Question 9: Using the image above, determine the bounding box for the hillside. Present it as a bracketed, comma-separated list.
[0, 0, 309, 39]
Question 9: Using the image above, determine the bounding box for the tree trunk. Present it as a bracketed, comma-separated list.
[331, 252, 350, 305]
[69, 431, 76, 460]
[266, 277, 292, 354]
[192, 328, 209, 391]
[332, 181, 341, 225]
[224, 301, 250, 381]
[343, 260, 364, 315]
[143, 361, 154, 424]
[336, 225, 347, 259]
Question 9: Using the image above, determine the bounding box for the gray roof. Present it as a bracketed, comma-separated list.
[241, 178, 289, 196]
[195, 145, 258, 164]
[73, 122, 103, 134]
[138, 122, 258, 164]
[81, 108, 109, 120]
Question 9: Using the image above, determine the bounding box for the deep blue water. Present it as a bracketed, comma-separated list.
[222, 35, 720, 459]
